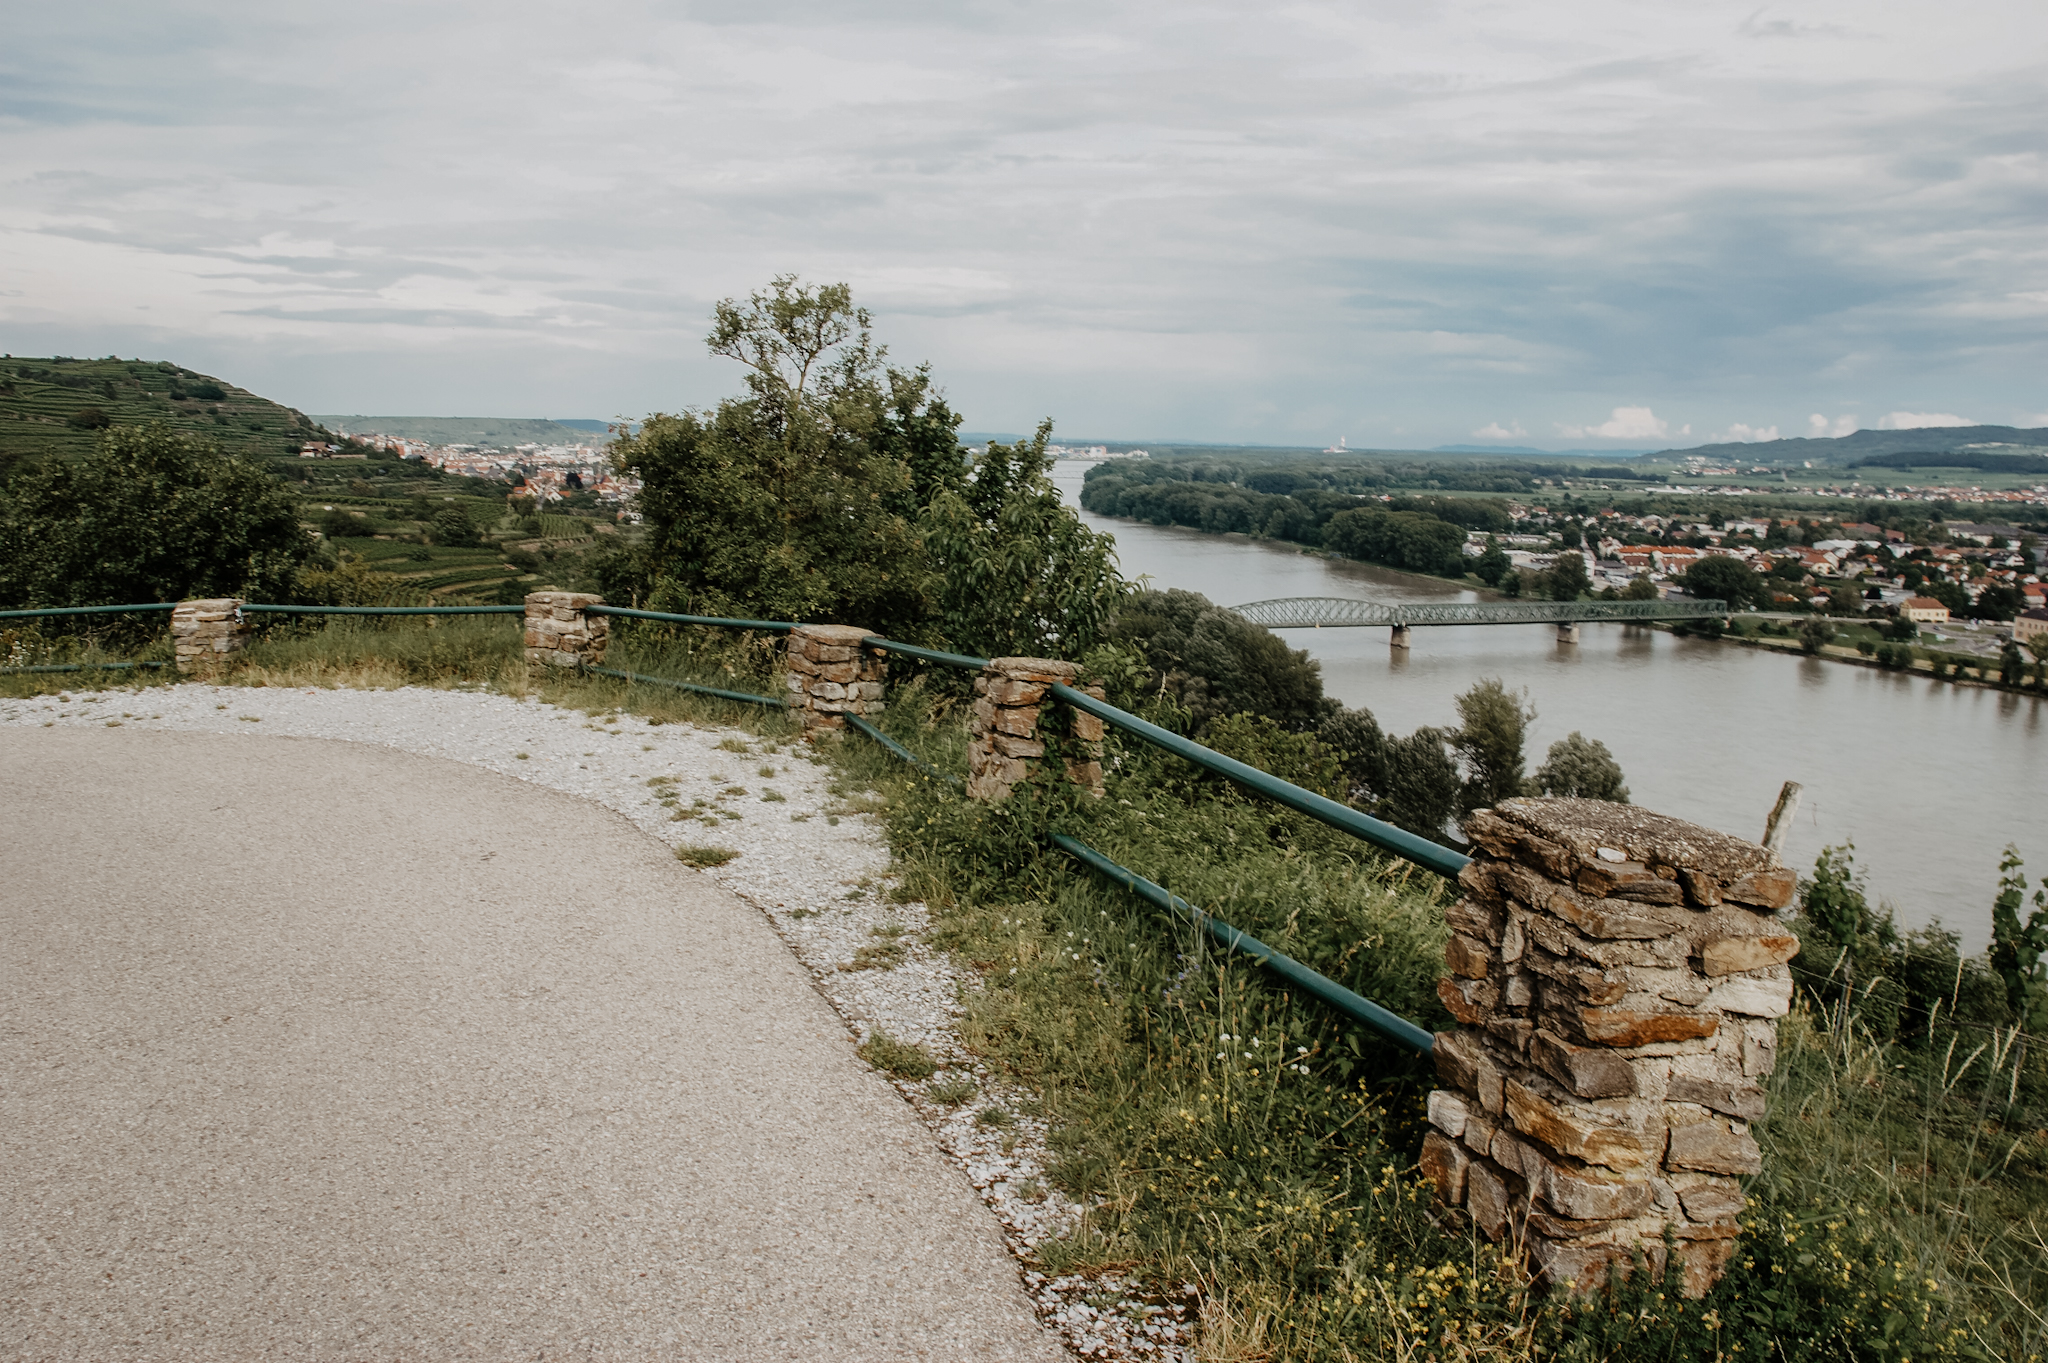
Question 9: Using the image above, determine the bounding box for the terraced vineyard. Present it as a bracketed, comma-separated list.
[0, 356, 329, 471]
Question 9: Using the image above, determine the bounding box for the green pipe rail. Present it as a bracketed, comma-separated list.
[582, 664, 781, 708]
[586, 605, 798, 633]
[1, 603, 179, 619]
[859, 637, 993, 671]
[0, 661, 172, 674]
[240, 603, 526, 616]
[1049, 682, 1470, 881]
[844, 713, 962, 786]
[1053, 834, 1435, 1053]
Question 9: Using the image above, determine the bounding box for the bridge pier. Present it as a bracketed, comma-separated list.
[1556, 623, 1580, 645]
[1390, 625, 1411, 650]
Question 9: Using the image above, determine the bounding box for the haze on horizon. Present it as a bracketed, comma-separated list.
[2, 1, 2042, 451]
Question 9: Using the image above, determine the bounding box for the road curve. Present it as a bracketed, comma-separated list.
[1, 726, 1063, 1362]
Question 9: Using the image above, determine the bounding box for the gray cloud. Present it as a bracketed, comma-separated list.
[0, 0, 2041, 443]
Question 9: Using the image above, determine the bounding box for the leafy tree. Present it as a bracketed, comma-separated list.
[0, 422, 310, 609]
[1969, 582, 2022, 621]
[612, 276, 1121, 650]
[1472, 536, 1509, 586]
[1545, 550, 1590, 601]
[1501, 570, 1524, 598]
[430, 504, 481, 548]
[1925, 578, 1968, 617]
[1376, 728, 1462, 841]
[1988, 846, 2048, 1031]
[1452, 677, 1534, 814]
[1680, 555, 1763, 608]
[920, 421, 1127, 659]
[66, 406, 112, 430]
[1534, 732, 1630, 802]
[1321, 507, 1467, 575]
[1789, 844, 1899, 1012]
[1999, 640, 2025, 687]
[1883, 613, 1920, 642]
[1799, 617, 1836, 654]
[1107, 588, 1327, 734]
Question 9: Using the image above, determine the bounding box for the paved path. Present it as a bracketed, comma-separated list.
[1, 727, 1064, 1361]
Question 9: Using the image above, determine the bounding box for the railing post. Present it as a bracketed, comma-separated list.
[524, 592, 608, 669]
[171, 599, 251, 674]
[1420, 797, 1798, 1297]
[967, 657, 1104, 800]
[784, 625, 887, 736]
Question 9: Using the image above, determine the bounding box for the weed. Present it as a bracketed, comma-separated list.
[515, 752, 529, 760]
[858, 1030, 938, 1080]
[974, 1104, 1015, 1129]
[717, 736, 751, 753]
[759, 788, 786, 802]
[842, 924, 909, 971]
[674, 844, 739, 868]
[927, 1076, 979, 1105]
[757, 764, 776, 777]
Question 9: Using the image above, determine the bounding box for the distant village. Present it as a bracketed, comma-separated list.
[301, 430, 641, 513]
[1488, 502, 2045, 639]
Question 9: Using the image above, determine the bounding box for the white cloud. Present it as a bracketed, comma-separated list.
[1471, 421, 1526, 439]
[1714, 423, 1780, 442]
[1808, 413, 1859, 438]
[1877, 411, 1976, 429]
[1558, 406, 1670, 441]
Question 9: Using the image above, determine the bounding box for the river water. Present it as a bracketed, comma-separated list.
[1054, 462, 2044, 946]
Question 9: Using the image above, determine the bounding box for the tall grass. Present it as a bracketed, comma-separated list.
[849, 700, 2046, 1361]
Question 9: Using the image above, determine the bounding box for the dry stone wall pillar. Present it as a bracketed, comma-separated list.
[171, 599, 252, 674]
[784, 624, 887, 735]
[1419, 796, 1799, 1297]
[524, 592, 607, 669]
[966, 657, 1105, 801]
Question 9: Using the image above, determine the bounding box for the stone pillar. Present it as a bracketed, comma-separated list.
[524, 592, 607, 669]
[966, 657, 1106, 801]
[171, 599, 252, 674]
[1390, 625, 1412, 650]
[1419, 797, 1798, 1298]
[784, 624, 886, 735]
[1557, 623, 1581, 644]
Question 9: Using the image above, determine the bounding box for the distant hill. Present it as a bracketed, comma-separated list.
[1656, 425, 2048, 466]
[311, 415, 606, 446]
[0, 356, 329, 474]
[1433, 445, 1656, 458]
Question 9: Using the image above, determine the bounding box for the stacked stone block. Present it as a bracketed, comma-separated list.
[784, 624, 887, 734]
[966, 658, 1105, 800]
[170, 599, 252, 674]
[1419, 797, 1799, 1296]
[523, 592, 608, 669]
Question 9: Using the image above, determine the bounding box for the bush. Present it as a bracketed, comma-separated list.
[66, 406, 111, 430]
[1107, 588, 1328, 734]
[1534, 731, 1630, 802]
[0, 422, 311, 612]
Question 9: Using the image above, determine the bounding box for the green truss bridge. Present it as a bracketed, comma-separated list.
[1229, 596, 1730, 646]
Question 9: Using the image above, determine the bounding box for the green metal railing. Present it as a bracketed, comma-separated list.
[586, 604, 798, 633]
[1, 603, 180, 619]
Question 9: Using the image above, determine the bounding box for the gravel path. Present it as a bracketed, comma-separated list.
[1, 682, 1196, 1360]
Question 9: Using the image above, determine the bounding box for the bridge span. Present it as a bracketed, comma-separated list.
[1229, 596, 1729, 647]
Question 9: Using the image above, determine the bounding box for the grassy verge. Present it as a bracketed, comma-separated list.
[837, 691, 2047, 1360]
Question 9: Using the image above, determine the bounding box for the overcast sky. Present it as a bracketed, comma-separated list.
[2, 1, 2043, 448]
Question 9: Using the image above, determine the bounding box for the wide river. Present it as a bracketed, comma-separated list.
[1055, 462, 2044, 946]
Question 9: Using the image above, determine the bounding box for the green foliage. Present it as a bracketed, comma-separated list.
[1322, 505, 1469, 576]
[1473, 535, 1510, 586]
[1799, 616, 1837, 654]
[1534, 731, 1631, 802]
[66, 406, 111, 430]
[614, 277, 1124, 652]
[1451, 677, 1534, 813]
[920, 421, 1128, 659]
[1107, 588, 1329, 734]
[0, 356, 324, 471]
[1545, 549, 1591, 601]
[857, 1030, 939, 1080]
[0, 422, 312, 614]
[429, 503, 481, 548]
[1988, 846, 2048, 1030]
[1679, 554, 1765, 608]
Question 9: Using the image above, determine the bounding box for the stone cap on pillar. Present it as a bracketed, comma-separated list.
[1466, 797, 1796, 911]
[985, 656, 1080, 683]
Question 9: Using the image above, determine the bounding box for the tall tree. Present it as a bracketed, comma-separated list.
[1452, 677, 1535, 814]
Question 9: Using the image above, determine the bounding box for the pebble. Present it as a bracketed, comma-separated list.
[0, 680, 1195, 1360]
